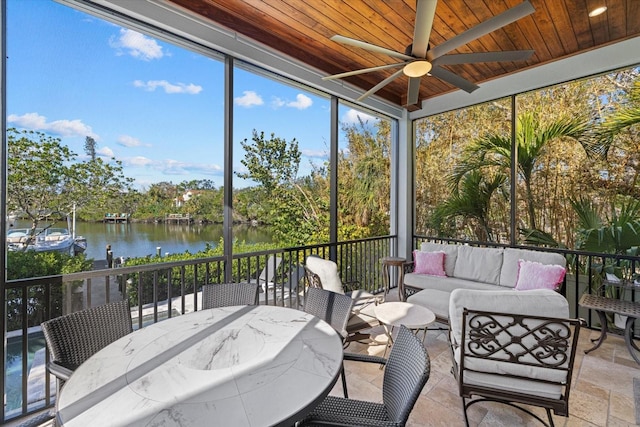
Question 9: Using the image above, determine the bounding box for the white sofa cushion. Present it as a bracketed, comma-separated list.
[420, 242, 458, 276]
[453, 246, 504, 285]
[449, 288, 569, 349]
[404, 273, 499, 293]
[407, 289, 451, 320]
[499, 248, 566, 288]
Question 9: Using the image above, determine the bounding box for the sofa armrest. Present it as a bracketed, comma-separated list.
[399, 261, 416, 301]
[403, 261, 415, 274]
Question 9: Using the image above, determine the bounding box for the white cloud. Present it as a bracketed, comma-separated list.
[159, 159, 223, 176]
[342, 108, 378, 125]
[133, 80, 202, 94]
[117, 135, 151, 148]
[272, 94, 313, 110]
[7, 112, 98, 139]
[302, 148, 328, 159]
[123, 156, 222, 176]
[271, 97, 286, 108]
[127, 156, 153, 167]
[109, 28, 164, 61]
[97, 146, 114, 157]
[235, 91, 263, 107]
[287, 93, 313, 110]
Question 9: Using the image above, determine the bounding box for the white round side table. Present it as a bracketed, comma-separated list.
[374, 301, 435, 358]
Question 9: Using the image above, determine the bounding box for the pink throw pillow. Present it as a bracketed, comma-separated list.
[515, 259, 566, 291]
[413, 250, 446, 277]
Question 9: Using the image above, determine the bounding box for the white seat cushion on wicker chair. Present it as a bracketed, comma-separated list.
[305, 256, 345, 294]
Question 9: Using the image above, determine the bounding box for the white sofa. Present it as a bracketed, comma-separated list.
[404, 242, 567, 322]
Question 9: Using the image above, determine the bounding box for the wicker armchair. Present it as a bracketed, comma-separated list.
[297, 325, 430, 426]
[202, 282, 259, 309]
[304, 256, 381, 345]
[41, 300, 133, 395]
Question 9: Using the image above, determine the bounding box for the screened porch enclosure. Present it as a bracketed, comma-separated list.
[2, 0, 640, 425]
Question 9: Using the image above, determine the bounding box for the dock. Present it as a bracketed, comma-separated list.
[103, 213, 130, 223]
[165, 213, 192, 223]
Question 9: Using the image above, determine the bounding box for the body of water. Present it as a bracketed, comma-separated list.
[12, 221, 274, 260]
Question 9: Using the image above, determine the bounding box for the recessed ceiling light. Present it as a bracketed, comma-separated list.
[589, 6, 607, 17]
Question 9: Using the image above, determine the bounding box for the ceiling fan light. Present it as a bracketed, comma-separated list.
[403, 60, 432, 78]
[588, 6, 607, 17]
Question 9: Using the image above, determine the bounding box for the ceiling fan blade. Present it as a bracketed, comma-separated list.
[433, 50, 534, 65]
[412, 0, 438, 57]
[428, 1, 535, 60]
[356, 69, 405, 101]
[406, 77, 422, 105]
[331, 35, 414, 61]
[430, 66, 479, 93]
[322, 62, 409, 80]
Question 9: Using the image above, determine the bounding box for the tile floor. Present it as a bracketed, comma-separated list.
[337, 296, 640, 427]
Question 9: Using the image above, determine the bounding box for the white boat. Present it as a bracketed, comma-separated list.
[7, 227, 77, 255]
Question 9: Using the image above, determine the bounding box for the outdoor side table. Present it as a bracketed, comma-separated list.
[579, 293, 640, 364]
[374, 301, 435, 360]
[381, 256, 407, 301]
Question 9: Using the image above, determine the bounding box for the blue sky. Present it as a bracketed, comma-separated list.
[6, 0, 379, 190]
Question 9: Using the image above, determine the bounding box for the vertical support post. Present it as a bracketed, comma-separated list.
[510, 95, 517, 246]
[329, 96, 338, 261]
[397, 109, 413, 260]
[223, 56, 234, 282]
[1, 1, 8, 419]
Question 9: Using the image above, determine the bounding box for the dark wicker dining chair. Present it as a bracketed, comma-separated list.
[202, 282, 259, 309]
[41, 300, 133, 395]
[296, 325, 431, 427]
[304, 287, 354, 398]
[304, 287, 354, 338]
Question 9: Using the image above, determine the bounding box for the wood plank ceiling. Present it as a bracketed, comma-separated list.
[168, 0, 639, 111]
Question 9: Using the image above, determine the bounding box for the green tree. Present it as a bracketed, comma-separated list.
[339, 118, 390, 236]
[236, 130, 324, 245]
[236, 130, 300, 194]
[7, 129, 132, 239]
[451, 113, 588, 230]
[431, 171, 507, 241]
[84, 136, 97, 161]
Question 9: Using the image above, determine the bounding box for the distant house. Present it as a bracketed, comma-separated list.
[174, 189, 203, 208]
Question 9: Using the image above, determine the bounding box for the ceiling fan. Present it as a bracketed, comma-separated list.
[325, 0, 536, 106]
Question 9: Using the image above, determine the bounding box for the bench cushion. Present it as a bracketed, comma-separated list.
[453, 246, 504, 285]
[407, 289, 450, 321]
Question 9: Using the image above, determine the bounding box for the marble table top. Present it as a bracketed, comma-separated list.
[56, 305, 343, 427]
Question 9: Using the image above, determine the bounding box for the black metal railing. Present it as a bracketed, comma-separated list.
[1, 235, 395, 424]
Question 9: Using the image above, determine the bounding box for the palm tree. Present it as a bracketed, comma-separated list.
[591, 79, 640, 157]
[450, 112, 588, 230]
[571, 196, 640, 255]
[431, 171, 507, 242]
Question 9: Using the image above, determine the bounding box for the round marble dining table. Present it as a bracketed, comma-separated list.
[56, 304, 343, 427]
